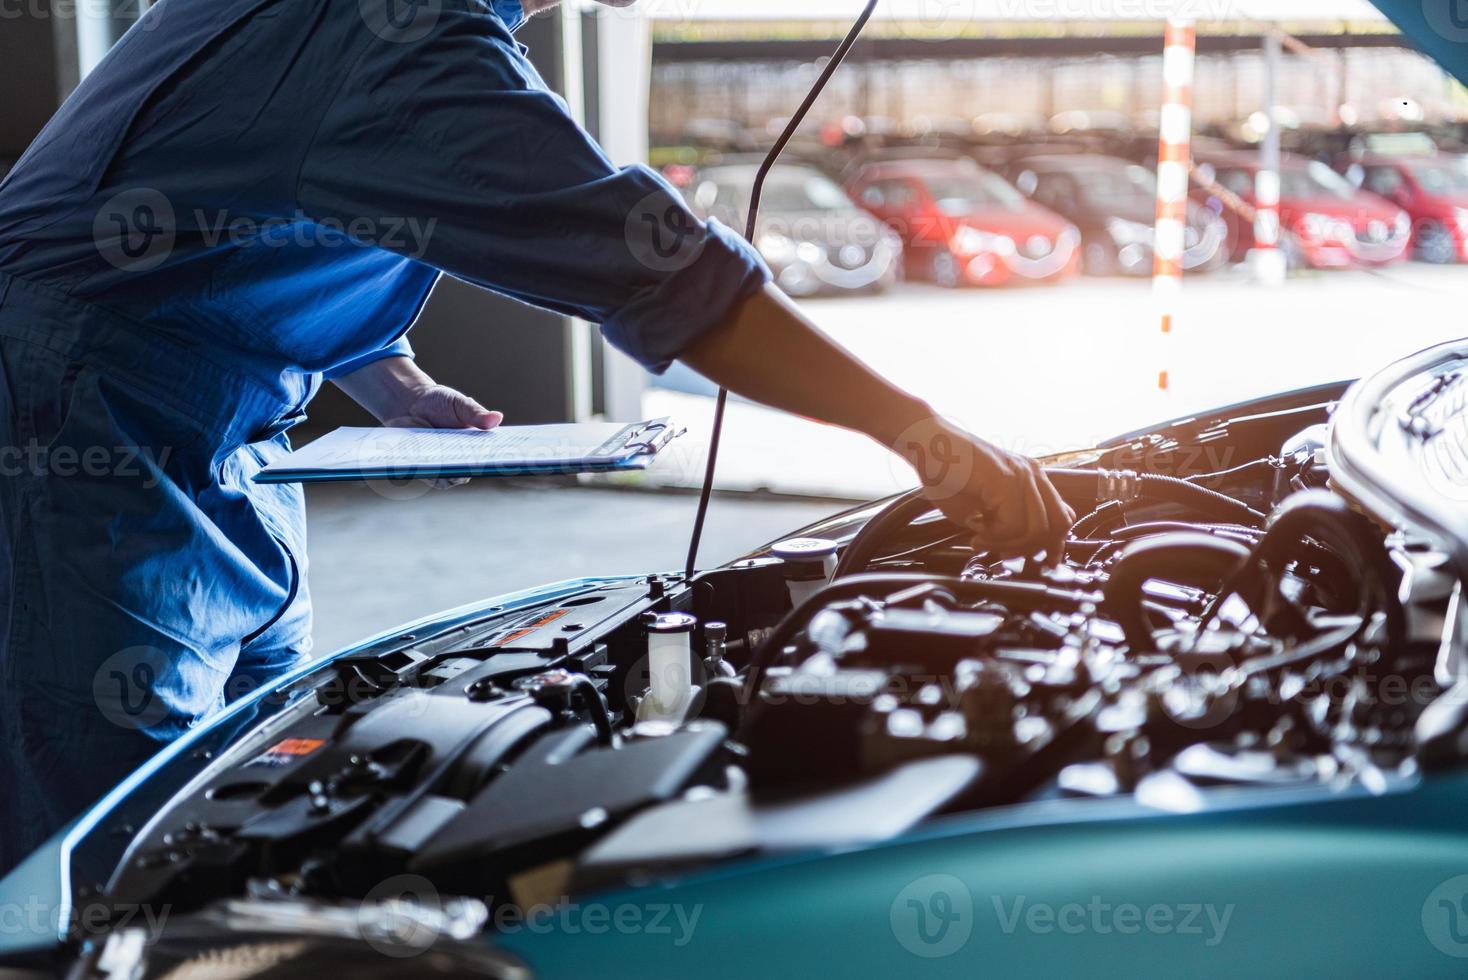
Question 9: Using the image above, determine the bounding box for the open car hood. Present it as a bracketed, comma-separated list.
[8, 335, 1468, 979]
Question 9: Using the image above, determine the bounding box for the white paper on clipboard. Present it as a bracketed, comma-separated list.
[254, 418, 680, 483]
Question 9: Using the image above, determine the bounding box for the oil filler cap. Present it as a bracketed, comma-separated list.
[647, 612, 697, 634]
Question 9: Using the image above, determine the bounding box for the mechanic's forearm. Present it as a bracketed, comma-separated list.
[679, 284, 931, 447]
[331, 356, 435, 424]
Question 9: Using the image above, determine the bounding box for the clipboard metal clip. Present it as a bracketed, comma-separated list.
[624, 420, 685, 457]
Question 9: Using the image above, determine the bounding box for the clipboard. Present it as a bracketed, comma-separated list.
[254, 417, 683, 484]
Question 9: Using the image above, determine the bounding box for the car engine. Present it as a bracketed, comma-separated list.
[44, 358, 1468, 977]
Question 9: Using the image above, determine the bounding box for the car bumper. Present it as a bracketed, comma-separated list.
[959, 246, 1081, 286]
[1299, 236, 1410, 269]
[769, 241, 902, 296]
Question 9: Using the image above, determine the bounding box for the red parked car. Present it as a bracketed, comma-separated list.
[1348, 153, 1468, 263]
[846, 158, 1080, 287]
[1197, 151, 1410, 269]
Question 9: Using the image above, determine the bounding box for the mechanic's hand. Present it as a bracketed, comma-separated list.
[387, 384, 503, 431]
[386, 384, 503, 489]
[896, 417, 1075, 563]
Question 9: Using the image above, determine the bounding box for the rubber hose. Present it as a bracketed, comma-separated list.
[1105, 521, 1264, 542]
[1085, 521, 1263, 565]
[1069, 501, 1126, 540]
[1101, 532, 1253, 651]
[837, 469, 1263, 580]
[1247, 489, 1404, 647]
[1185, 458, 1275, 485]
[571, 676, 615, 746]
[832, 489, 933, 579]
[1044, 468, 1267, 525]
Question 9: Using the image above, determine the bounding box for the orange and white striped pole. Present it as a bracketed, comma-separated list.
[1251, 29, 1288, 284]
[1152, 16, 1194, 392]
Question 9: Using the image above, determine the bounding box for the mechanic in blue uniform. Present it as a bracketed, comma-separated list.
[0, 0, 1073, 871]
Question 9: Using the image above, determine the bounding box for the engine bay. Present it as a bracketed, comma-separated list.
[43, 360, 1468, 975]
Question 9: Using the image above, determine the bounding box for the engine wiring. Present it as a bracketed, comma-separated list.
[749, 444, 1403, 719]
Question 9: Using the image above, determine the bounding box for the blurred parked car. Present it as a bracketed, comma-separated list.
[1003, 154, 1228, 276]
[686, 163, 901, 297]
[1197, 150, 1410, 269]
[1345, 153, 1468, 263]
[846, 158, 1079, 287]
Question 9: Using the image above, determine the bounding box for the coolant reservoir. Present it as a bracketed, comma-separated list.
[771, 537, 839, 607]
[638, 612, 697, 724]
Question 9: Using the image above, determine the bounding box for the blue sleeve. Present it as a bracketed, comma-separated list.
[297, 6, 770, 373]
[322, 334, 415, 380]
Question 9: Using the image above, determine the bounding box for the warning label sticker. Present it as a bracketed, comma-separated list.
[247, 737, 326, 768]
[490, 609, 570, 647]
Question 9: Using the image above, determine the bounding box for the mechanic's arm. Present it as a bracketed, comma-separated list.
[300, 12, 1068, 554]
[680, 285, 1073, 558]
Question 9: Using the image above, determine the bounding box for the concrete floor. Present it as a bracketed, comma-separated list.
[304, 480, 840, 656]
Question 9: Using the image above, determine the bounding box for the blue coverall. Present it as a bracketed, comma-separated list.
[0, 0, 768, 871]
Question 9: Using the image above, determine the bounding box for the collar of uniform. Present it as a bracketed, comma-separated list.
[491, 0, 525, 31]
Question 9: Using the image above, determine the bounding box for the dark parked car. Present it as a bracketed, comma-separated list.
[686, 162, 901, 296]
[1004, 154, 1229, 276]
